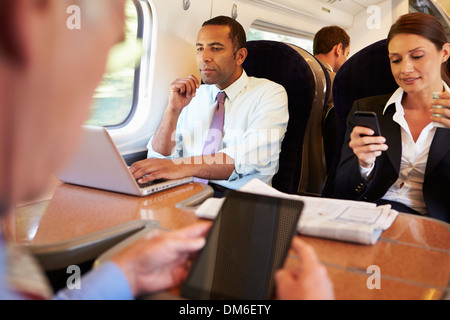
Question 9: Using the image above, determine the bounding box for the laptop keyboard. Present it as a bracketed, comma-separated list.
[138, 179, 167, 189]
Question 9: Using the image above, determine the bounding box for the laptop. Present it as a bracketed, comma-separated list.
[57, 125, 193, 196]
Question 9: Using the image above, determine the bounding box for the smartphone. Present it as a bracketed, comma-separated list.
[353, 111, 382, 136]
[180, 190, 303, 300]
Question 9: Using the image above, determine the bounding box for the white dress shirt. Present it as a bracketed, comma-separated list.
[148, 70, 289, 190]
[360, 82, 450, 214]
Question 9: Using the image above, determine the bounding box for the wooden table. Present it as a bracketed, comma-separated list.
[6, 181, 450, 300]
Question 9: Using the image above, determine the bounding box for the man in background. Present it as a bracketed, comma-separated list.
[314, 25, 350, 175]
[314, 25, 350, 109]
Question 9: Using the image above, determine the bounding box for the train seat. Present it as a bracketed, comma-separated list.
[284, 44, 329, 196]
[243, 40, 323, 195]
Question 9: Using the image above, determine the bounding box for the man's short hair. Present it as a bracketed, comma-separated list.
[313, 26, 350, 55]
[202, 16, 247, 53]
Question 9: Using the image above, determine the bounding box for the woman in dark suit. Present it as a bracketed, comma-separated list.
[334, 13, 450, 223]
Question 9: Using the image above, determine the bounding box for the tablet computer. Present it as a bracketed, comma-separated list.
[181, 190, 303, 300]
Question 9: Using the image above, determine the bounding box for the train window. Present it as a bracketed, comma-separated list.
[248, 22, 314, 54]
[85, 0, 142, 127]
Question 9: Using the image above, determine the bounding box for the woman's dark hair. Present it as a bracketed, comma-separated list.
[387, 12, 450, 84]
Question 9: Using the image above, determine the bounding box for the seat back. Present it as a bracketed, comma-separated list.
[322, 38, 398, 196]
[322, 104, 338, 174]
[285, 44, 329, 195]
[243, 40, 315, 194]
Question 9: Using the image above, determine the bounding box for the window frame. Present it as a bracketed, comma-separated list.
[247, 20, 315, 54]
[95, 0, 145, 129]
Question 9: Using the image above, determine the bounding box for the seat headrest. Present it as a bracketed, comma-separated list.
[334, 39, 397, 125]
[333, 39, 398, 148]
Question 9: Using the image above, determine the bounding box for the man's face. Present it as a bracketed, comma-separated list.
[196, 25, 246, 90]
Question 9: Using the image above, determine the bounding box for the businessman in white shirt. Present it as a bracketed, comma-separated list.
[130, 16, 289, 192]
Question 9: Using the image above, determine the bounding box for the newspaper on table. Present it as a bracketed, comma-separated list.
[195, 179, 398, 245]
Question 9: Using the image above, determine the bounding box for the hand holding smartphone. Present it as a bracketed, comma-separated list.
[350, 111, 387, 169]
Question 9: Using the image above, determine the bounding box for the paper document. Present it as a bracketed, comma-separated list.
[195, 179, 398, 245]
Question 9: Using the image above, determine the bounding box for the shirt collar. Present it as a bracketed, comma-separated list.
[383, 87, 404, 115]
[383, 81, 450, 115]
[316, 58, 333, 73]
[217, 69, 249, 102]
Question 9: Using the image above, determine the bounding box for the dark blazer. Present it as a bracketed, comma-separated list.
[333, 94, 450, 223]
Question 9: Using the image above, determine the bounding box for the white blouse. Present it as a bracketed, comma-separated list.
[360, 82, 450, 214]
